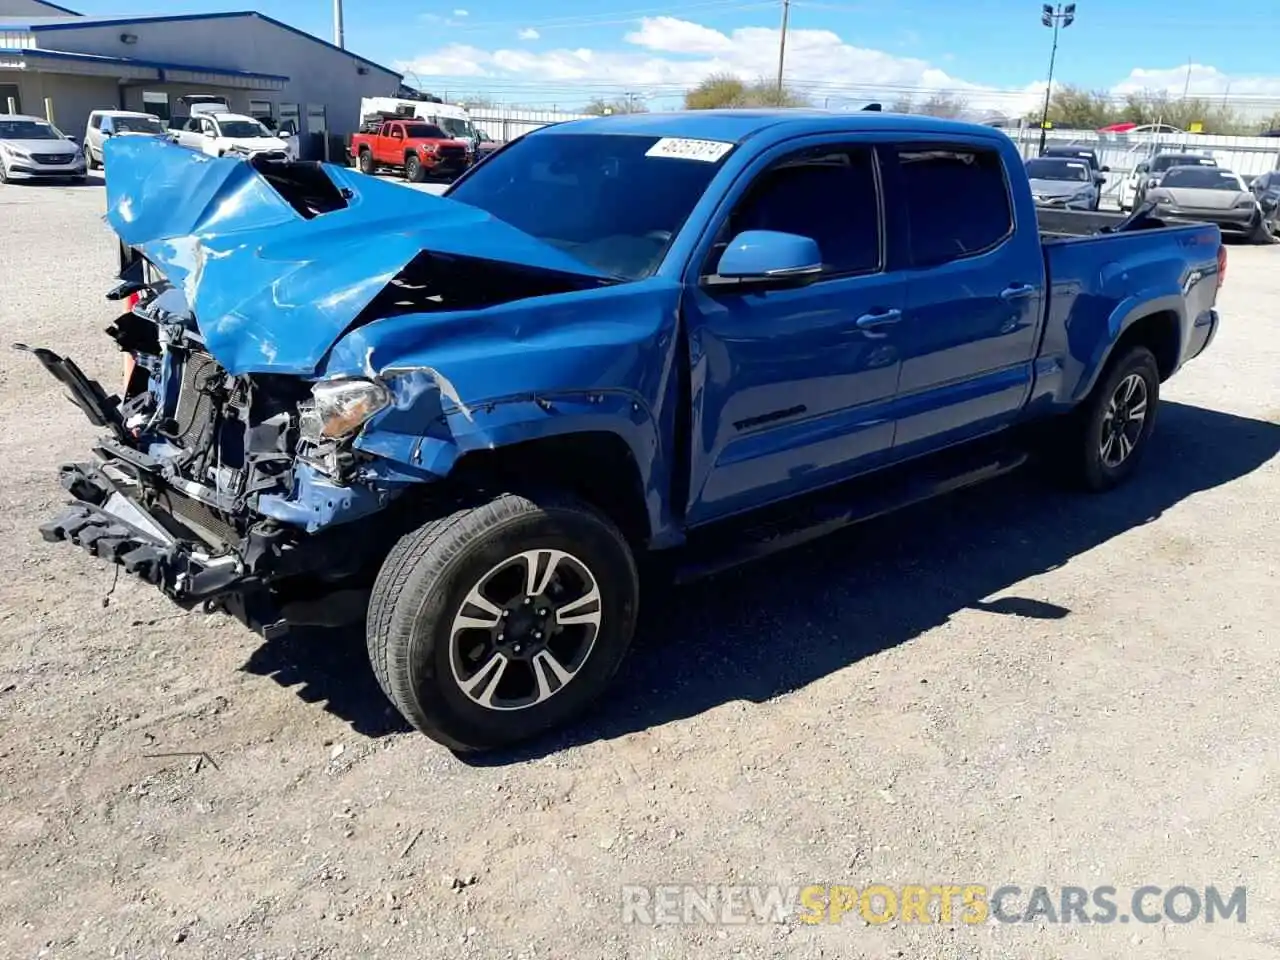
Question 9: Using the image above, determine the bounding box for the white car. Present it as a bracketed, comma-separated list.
[83, 110, 170, 170]
[0, 114, 86, 184]
[172, 111, 291, 161]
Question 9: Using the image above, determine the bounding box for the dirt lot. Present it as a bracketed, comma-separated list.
[1, 176, 1278, 960]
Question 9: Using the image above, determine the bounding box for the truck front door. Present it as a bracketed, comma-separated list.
[682, 140, 906, 525]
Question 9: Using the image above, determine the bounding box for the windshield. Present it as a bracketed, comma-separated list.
[438, 117, 478, 140]
[447, 132, 731, 280]
[1162, 167, 1243, 190]
[114, 116, 166, 135]
[1026, 158, 1089, 182]
[1152, 155, 1215, 172]
[218, 119, 272, 139]
[404, 123, 448, 139]
[0, 119, 61, 140]
[1045, 150, 1097, 168]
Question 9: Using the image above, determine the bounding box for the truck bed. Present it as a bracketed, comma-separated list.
[1036, 205, 1195, 242]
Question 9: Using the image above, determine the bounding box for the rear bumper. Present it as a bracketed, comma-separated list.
[1187, 309, 1219, 362]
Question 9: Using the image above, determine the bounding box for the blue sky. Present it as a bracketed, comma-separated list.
[56, 0, 1280, 113]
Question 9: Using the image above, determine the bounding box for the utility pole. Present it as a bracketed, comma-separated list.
[775, 0, 791, 104]
[1037, 3, 1076, 156]
[1181, 56, 1192, 100]
[333, 0, 344, 49]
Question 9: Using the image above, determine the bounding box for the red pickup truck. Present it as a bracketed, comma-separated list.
[350, 120, 469, 182]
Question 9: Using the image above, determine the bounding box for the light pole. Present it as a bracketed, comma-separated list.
[333, 0, 344, 49]
[775, 0, 791, 103]
[1037, 2, 1075, 155]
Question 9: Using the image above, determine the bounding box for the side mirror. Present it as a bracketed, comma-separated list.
[704, 230, 823, 291]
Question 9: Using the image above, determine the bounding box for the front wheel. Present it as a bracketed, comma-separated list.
[405, 153, 426, 182]
[357, 149, 374, 175]
[1069, 345, 1160, 491]
[367, 492, 639, 751]
[85, 149, 99, 171]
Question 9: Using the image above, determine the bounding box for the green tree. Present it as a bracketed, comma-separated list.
[917, 93, 967, 118]
[582, 96, 648, 116]
[684, 73, 810, 109]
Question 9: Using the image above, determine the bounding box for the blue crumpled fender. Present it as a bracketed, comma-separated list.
[101, 136, 612, 376]
[323, 278, 687, 546]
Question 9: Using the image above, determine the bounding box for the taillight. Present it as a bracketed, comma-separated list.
[1216, 244, 1227, 290]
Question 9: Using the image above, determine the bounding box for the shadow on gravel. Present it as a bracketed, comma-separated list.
[242, 625, 412, 738]
[235, 402, 1279, 754]
[466, 401, 1280, 766]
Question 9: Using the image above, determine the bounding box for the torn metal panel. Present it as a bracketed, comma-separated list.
[102, 137, 614, 377]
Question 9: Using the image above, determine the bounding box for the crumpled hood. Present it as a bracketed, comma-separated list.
[221, 136, 289, 151]
[102, 136, 612, 376]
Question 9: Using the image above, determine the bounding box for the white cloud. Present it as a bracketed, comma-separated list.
[397, 16, 1280, 117]
[453, 8, 469, 16]
[518, 27, 540, 41]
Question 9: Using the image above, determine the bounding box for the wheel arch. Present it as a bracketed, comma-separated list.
[1075, 297, 1184, 403]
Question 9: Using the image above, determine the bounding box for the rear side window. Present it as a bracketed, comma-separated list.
[90, 115, 102, 130]
[892, 146, 1012, 267]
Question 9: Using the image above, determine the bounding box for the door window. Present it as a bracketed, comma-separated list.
[200, 117, 217, 137]
[722, 146, 883, 276]
[279, 102, 300, 136]
[891, 146, 1012, 267]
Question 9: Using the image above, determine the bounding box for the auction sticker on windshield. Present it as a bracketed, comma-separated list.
[645, 138, 734, 162]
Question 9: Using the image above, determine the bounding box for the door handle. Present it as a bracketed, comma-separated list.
[999, 283, 1036, 301]
[855, 308, 902, 333]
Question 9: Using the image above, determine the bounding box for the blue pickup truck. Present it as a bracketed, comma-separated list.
[23, 111, 1224, 751]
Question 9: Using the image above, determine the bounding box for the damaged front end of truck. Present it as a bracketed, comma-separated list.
[22, 137, 671, 635]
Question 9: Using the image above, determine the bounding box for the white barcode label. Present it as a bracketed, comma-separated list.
[645, 137, 734, 162]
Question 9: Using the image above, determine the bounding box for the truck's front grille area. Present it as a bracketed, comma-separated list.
[170, 351, 220, 449]
[438, 145, 466, 162]
[160, 489, 241, 547]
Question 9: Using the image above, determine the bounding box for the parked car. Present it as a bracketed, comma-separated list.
[25, 114, 1225, 751]
[1119, 151, 1217, 211]
[1250, 170, 1280, 235]
[171, 110, 290, 161]
[1040, 146, 1109, 208]
[474, 128, 502, 162]
[0, 114, 86, 184]
[1146, 166, 1272, 242]
[83, 111, 169, 170]
[1025, 156, 1099, 209]
[350, 120, 469, 181]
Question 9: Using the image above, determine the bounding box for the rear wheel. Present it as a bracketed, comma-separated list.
[1066, 345, 1160, 491]
[367, 492, 639, 751]
[405, 153, 426, 182]
[358, 148, 374, 175]
[1249, 212, 1276, 245]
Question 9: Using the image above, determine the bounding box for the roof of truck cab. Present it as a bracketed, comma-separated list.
[536, 109, 1010, 144]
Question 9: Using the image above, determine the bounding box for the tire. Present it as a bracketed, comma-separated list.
[86, 149, 98, 171]
[367, 492, 640, 751]
[358, 149, 374, 175]
[0, 159, 8, 184]
[1068, 345, 1161, 492]
[405, 153, 425, 182]
[1248, 213, 1275, 245]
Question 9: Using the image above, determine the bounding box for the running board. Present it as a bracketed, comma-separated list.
[672, 444, 1029, 584]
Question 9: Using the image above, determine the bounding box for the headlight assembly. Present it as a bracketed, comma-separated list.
[301, 379, 390, 441]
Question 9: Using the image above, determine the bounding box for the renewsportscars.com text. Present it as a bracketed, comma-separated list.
[620, 884, 1247, 926]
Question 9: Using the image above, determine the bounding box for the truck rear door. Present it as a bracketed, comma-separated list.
[681, 139, 906, 525]
[881, 137, 1046, 459]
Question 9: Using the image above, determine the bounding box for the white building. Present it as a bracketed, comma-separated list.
[0, 0, 400, 148]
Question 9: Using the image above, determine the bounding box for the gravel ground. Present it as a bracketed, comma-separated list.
[1, 175, 1278, 960]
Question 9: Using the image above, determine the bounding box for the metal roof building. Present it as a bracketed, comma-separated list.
[0, 0, 400, 145]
